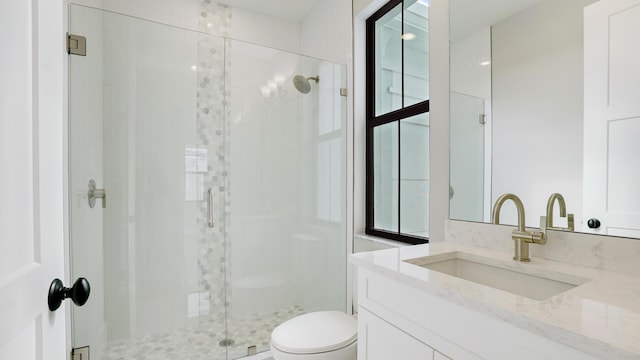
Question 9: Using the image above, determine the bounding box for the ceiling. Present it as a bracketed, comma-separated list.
[214, 0, 320, 23]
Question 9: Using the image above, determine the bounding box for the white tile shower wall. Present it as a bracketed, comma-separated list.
[301, 5, 354, 314]
[228, 41, 302, 319]
[227, 42, 348, 319]
[101, 11, 202, 339]
[445, 219, 640, 277]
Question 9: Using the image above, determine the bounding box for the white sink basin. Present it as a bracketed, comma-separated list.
[405, 252, 590, 300]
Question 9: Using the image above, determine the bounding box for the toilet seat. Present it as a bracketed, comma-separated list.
[271, 311, 357, 355]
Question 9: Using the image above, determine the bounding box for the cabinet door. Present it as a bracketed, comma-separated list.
[358, 308, 434, 360]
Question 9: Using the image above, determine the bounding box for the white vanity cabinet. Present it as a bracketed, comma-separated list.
[358, 307, 436, 359]
[356, 268, 600, 360]
[358, 307, 453, 360]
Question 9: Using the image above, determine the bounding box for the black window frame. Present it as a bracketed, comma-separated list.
[365, 0, 429, 245]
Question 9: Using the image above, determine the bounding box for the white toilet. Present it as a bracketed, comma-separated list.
[270, 311, 357, 360]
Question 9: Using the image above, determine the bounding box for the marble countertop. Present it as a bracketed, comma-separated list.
[350, 242, 640, 360]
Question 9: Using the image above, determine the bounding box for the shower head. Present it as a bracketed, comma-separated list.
[292, 75, 319, 94]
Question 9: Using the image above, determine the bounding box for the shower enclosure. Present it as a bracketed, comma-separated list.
[68, 5, 347, 360]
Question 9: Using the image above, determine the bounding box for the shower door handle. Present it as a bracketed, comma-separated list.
[207, 188, 214, 228]
[88, 179, 106, 208]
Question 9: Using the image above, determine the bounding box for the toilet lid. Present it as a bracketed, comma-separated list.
[270, 311, 357, 354]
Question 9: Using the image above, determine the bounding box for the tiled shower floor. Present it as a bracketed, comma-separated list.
[102, 306, 304, 360]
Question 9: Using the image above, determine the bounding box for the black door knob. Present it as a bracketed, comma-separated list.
[48, 277, 91, 311]
[587, 218, 601, 229]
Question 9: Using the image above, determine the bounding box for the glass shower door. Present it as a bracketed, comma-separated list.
[450, 91, 486, 222]
[224, 40, 348, 358]
[69, 5, 349, 360]
[69, 5, 229, 359]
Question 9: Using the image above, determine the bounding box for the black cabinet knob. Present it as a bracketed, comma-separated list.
[48, 277, 91, 311]
[587, 218, 601, 229]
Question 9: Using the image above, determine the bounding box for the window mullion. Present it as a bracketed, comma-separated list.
[397, 115, 401, 234]
[401, 0, 405, 110]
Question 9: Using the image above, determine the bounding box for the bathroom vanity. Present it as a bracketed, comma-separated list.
[351, 241, 640, 360]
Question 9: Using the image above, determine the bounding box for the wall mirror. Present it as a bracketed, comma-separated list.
[449, 0, 640, 238]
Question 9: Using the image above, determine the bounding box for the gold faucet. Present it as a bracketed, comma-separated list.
[492, 193, 546, 262]
[542, 193, 575, 231]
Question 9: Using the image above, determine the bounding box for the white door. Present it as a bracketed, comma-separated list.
[584, 0, 640, 237]
[0, 1, 68, 359]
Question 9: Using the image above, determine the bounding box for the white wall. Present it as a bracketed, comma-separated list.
[428, 0, 451, 242]
[300, 0, 352, 65]
[450, 28, 492, 106]
[491, 0, 591, 227]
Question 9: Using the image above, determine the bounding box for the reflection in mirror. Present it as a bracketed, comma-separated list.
[450, 92, 485, 223]
[449, 0, 640, 238]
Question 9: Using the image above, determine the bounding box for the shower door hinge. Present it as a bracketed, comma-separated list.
[71, 346, 90, 360]
[340, 88, 348, 97]
[67, 33, 87, 56]
[247, 345, 257, 356]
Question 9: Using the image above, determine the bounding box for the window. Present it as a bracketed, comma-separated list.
[366, 0, 430, 244]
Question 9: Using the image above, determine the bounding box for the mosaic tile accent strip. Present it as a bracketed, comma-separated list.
[195, 1, 232, 324]
[102, 306, 305, 360]
[198, 1, 232, 36]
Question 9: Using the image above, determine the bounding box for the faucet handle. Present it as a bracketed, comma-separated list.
[531, 230, 546, 245]
[567, 213, 575, 231]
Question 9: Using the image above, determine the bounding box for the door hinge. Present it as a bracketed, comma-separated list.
[340, 88, 348, 97]
[247, 345, 257, 356]
[71, 346, 90, 360]
[67, 33, 87, 56]
[479, 113, 486, 125]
